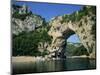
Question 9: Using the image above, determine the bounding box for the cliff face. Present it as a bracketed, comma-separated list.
[48, 6, 96, 58]
[12, 15, 45, 35]
[12, 4, 53, 57]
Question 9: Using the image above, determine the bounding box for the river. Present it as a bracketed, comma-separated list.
[12, 58, 96, 74]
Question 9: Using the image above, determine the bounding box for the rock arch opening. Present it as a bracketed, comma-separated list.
[48, 26, 88, 58]
[66, 34, 89, 57]
[48, 15, 96, 59]
[47, 6, 96, 59]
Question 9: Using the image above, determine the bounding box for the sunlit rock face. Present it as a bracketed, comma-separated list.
[48, 6, 96, 58]
[12, 15, 45, 35]
[12, 4, 45, 35]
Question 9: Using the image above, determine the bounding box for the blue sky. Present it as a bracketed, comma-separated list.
[67, 34, 80, 43]
[13, 1, 82, 43]
[14, 1, 82, 21]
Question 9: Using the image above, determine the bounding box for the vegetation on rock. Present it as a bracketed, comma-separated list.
[61, 6, 96, 23]
[12, 4, 52, 56]
[13, 26, 52, 56]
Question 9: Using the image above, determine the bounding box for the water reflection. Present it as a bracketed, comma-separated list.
[13, 58, 96, 74]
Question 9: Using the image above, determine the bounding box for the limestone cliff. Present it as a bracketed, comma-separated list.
[48, 6, 96, 58]
[12, 4, 45, 35]
[12, 4, 51, 56]
[12, 15, 45, 35]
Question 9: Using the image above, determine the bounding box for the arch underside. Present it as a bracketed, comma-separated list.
[48, 29, 79, 58]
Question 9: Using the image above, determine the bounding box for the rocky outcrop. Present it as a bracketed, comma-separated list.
[12, 15, 45, 35]
[12, 5, 53, 57]
[38, 42, 50, 53]
[12, 4, 46, 35]
[48, 6, 96, 58]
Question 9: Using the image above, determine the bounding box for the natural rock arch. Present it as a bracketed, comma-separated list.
[48, 6, 96, 58]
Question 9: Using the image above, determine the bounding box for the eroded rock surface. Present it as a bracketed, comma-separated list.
[12, 15, 45, 35]
[48, 6, 96, 58]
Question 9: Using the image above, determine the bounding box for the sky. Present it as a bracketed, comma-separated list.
[13, 1, 82, 43]
[67, 34, 80, 43]
[14, 1, 82, 21]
